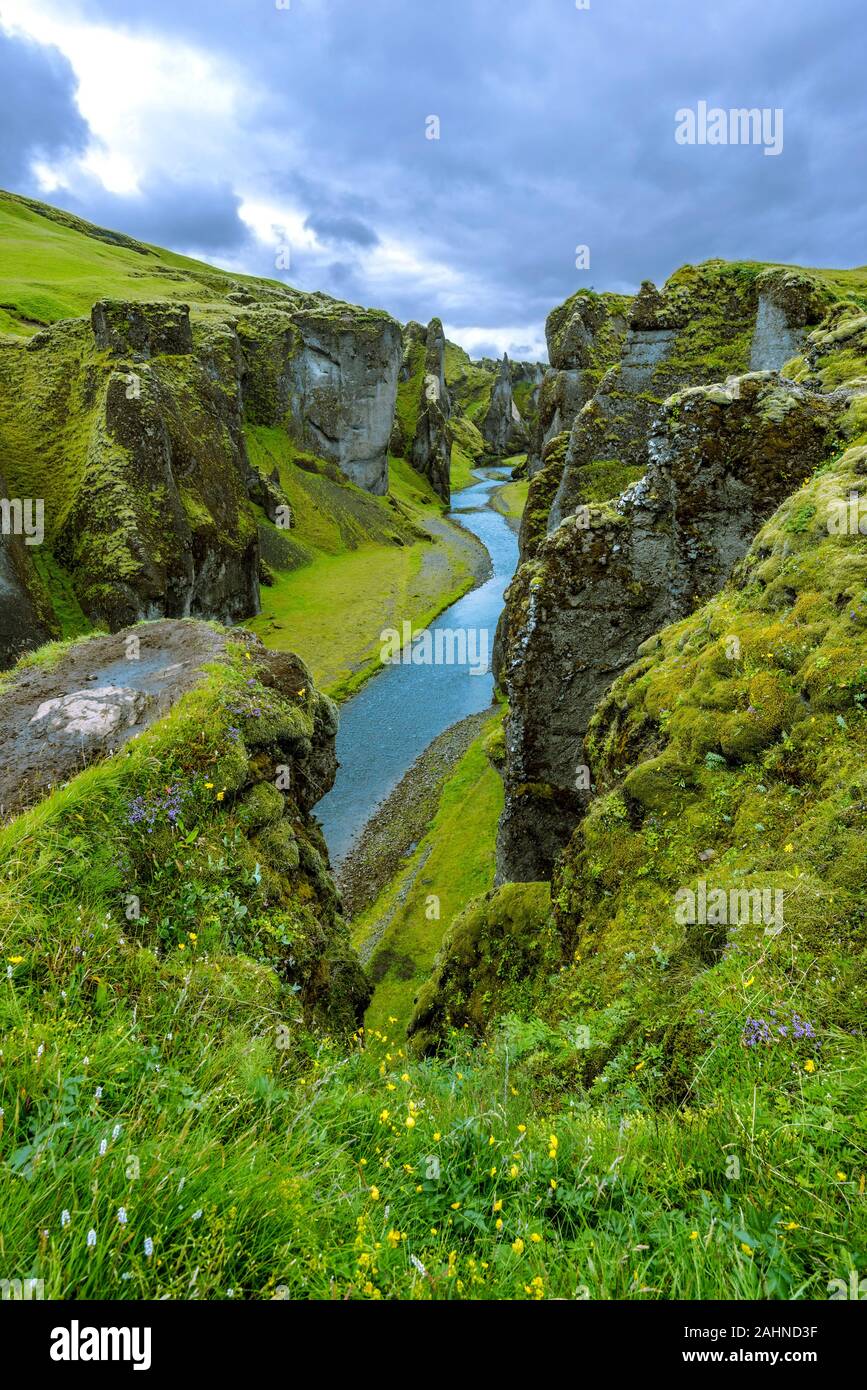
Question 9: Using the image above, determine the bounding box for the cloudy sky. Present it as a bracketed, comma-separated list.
[1, 0, 864, 360]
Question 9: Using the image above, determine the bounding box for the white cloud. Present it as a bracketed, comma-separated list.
[444, 323, 548, 363]
[2, 0, 250, 193]
[238, 198, 322, 256]
[0, 0, 548, 346]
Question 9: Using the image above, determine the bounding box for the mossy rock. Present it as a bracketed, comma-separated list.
[407, 882, 555, 1054]
[255, 817, 300, 874]
[235, 780, 285, 833]
[622, 753, 696, 813]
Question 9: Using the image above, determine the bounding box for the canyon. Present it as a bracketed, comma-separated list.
[2, 189, 866, 1302]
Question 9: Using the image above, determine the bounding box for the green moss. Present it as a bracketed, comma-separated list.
[408, 882, 555, 1054]
[392, 337, 426, 455]
[29, 550, 93, 639]
[569, 458, 646, 504]
[537, 442, 867, 1098]
[0, 626, 368, 1032]
[444, 341, 494, 422]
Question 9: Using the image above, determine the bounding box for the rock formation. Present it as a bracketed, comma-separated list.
[390, 318, 452, 502]
[0, 618, 370, 1028]
[480, 353, 528, 456]
[493, 260, 855, 884]
[0, 205, 404, 668]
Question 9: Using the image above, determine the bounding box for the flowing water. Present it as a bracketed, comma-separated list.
[317, 466, 518, 862]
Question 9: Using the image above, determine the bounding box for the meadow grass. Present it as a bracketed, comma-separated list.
[352, 714, 504, 1035]
[490, 479, 529, 522]
[246, 434, 484, 700]
[0, 646, 864, 1301]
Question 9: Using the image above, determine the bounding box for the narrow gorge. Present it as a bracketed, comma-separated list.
[2, 188, 866, 1304]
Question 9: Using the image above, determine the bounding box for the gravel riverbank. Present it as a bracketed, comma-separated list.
[334, 706, 494, 919]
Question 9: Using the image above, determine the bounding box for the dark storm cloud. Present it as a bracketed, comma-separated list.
[304, 212, 379, 248]
[70, 178, 251, 256]
[0, 28, 88, 186]
[7, 0, 867, 351]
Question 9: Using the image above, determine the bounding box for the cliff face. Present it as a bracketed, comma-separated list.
[411, 442, 867, 1070]
[0, 194, 406, 668]
[0, 463, 57, 664]
[495, 260, 864, 883]
[525, 290, 631, 480]
[480, 353, 529, 456]
[391, 318, 453, 502]
[286, 305, 402, 496]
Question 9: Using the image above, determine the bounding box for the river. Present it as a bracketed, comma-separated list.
[316, 465, 519, 863]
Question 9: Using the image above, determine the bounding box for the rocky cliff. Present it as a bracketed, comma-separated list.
[390, 318, 452, 502]
[0, 192, 407, 668]
[480, 353, 530, 456]
[412, 438, 867, 1061]
[495, 260, 867, 882]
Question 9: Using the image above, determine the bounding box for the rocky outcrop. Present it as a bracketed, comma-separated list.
[481, 353, 528, 456]
[410, 318, 452, 502]
[390, 318, 452, 501]
[0, 618, 370, 1029]
[287, 306, 401, 495]
[0, 284, 402, 666]
[748, 267, 830, 371]
[494, 260, 851, 883]
[234, 300, 401, 496]
[548, 267, 833, 538]
[525, 291, 631, 478]
[495, 372, 843, 882]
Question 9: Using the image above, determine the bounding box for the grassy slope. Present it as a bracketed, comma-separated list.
[0, 191, 487, 696]
[247, 433, 484, 700]
[352, 712, 504, 1035]
[490, 479, 529, 522]
[0, 191, 276, 336]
